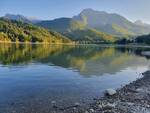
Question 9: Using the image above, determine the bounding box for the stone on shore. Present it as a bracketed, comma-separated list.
[105, 89, 117, 96]
[51, 101, 57, 107]
[74, 102, 80, 107]
[89, 108, 94, 112]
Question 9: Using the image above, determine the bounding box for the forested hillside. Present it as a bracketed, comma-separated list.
[0, 18, 71, 43]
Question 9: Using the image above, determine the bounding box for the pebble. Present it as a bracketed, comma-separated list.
[85, 111, 89, 113]
[98, 104, 103, 108]
[74, 102, 80, 107]
[89, 108, 94, 112]
[127, 102, 134, 106]
[106, 103, 116, 108]
[146, 105, 150, 108]
[51, 101, 57, 107]
[136, 88, 143, 92]
[51, 101, 56, 105]
[73, 107, 77, 110]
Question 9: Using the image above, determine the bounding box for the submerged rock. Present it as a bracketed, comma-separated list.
[105, 89, 117, 96]
[51, 101, 57, 107]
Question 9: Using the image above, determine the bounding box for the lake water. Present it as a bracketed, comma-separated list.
[0, 43, 150, 112]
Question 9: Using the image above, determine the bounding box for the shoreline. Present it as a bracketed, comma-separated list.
[53, 71, 150, 113]
[1, 41, 150, 49]
[0, 41, 75, 46]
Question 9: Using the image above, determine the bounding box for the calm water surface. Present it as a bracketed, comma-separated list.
[0, 43, 150, 112]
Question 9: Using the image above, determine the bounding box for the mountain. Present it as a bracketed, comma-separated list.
[36, 18, 86, 32]
[3, 14, 41, 24]
[4, 14, 31, 23]
[0, 18, 71, 43]
[73, 8, 130, 28]
[37, 8, 150, 40]
[4, 9, 150, 43]
[73, 8, 150, 36]
[63, 28, 116, 43]
[36, 18, 116, 43]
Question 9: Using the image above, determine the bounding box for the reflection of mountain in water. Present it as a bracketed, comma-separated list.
[0, 43, 149, 76]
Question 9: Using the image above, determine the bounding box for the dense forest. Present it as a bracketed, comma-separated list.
[115, 34, 150, 45]
[0, 18, 72, 44]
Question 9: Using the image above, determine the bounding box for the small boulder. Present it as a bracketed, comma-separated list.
[136, 88, 143, 92]
[74, 102, 80, 107]
[51, 101, 56, 105]
[85, 111, 89, 113]
[51, 101, 57, 107]
[105, 103, 116, 108]
[98, 104, 103, 108]
[105, 89, 116, 96]
[89, 108, 94, 112]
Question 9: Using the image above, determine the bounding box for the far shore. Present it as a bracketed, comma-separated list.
[0, 41, 75, 46]
[1, 41, 150, 48]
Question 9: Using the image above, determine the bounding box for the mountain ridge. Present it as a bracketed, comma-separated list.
[3, 14, 41, 24]
[2, 9, 150, 43]
[36, 8, 150, 38]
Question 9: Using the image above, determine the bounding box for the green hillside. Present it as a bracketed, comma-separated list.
[94, 24, 135, 37]
[63, 28, 116, 43]
[36, 18, 86, 32]
[37, 18, 116, 43]
[0, 18, 71, 43]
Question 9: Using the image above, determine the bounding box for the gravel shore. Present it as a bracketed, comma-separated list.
[52, 71, 150, 113]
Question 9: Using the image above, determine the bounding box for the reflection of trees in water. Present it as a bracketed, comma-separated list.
[0, 43, 72, 65]
[116, 47, 150, 59]
[71, 48, 149, 76]
[0, 43, 149, 76]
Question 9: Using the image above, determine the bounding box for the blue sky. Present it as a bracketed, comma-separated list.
[1, 0, 150, 23]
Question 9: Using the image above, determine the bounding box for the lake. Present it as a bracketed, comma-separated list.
[0, 43, 150, 112]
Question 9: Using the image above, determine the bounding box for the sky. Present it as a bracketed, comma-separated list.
[0, 0, 150, 23]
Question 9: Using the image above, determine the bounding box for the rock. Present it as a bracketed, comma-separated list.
[146, 105, 150, 108]
[74, 102, 80, 107]
[85, 111, 89, 113]
[98, 104, 103, 108]
[127, 102, 134, 106]
[51, 101, 57, 107]
[51, 101, 56, 104]
[105, 103, 116, 108]
[136, 88, 143, 93]
[89, 108, 94, 112]
[105, 89, 117, 96]
[73, 107, 77, 110]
